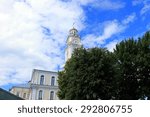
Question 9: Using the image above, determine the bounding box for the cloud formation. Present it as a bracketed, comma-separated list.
[105, 40, 119, 52]
[91, 0, 125, 10]
[122, 13, 136, 24]
[132, 0, 150, 15]
[0, 0, 135, 86]
[0, 0, 85, 86]
[82, 13, 136, 48]
[65, 0, 125, 10]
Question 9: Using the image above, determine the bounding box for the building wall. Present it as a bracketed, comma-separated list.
[31, 87, 59, 100]
[10, 69, 59, 100]
[29, 69, 59, 100]
[31, 69, 58, 86]
[10, 87, 30, 100]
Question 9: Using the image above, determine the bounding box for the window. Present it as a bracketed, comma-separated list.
[51, 76, 55, 86]
[27, 94, 30, 99]
[40, 75, 44, 85]
[50, 91, 54, 100]
[16, 92, 20, 97]
[38, 90, 43, 100]
[23, 93, 26, 98]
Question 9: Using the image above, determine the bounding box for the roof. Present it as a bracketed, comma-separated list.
[69, 27, 78, 32]
[0, 88, 23, 100]
[11, 83, 30, 89]
[33, 69, 58, 74]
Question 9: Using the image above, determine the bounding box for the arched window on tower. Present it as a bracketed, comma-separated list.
[51, 76, 55, 86]
[50, 91, 54, 100]
[38, 90, 43, 100]
[40, 75, 44, 85]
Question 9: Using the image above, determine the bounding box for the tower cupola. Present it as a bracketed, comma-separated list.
[65, 28, 81, 61]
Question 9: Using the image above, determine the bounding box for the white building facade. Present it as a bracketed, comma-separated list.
[10, 27, 81, 100]
[29, 69, 59, 100]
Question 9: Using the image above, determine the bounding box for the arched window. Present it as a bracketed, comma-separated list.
[50, 91, 54, 100]
[51, 76, 55, 86]
[40, 75, 44, 85]
[38, 90, 43, 100]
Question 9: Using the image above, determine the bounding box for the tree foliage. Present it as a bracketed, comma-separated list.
[114, 31, 150, 99]
[58, 31, 150, 100]
[58, 47, 116, 99]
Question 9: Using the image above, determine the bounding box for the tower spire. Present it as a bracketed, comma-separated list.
[72, 22, 75, 28]
[65, 27, 81, 62]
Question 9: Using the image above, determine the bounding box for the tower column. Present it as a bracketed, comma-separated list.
[65, 28, 81, 61]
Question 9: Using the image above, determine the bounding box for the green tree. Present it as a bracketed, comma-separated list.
[114, 39, 139, 99]
[136, 31, 150, 99]
[58, 31, 150, 100]
[114, 31, 150, 99]
[58, 47, 116, 100]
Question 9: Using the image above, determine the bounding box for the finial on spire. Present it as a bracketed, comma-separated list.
[69, 23, 78, 36]
[72, 22, 75, 28]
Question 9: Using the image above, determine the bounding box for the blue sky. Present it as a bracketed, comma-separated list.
[0, 0, 150, 90]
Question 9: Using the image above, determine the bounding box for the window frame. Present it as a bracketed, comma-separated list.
[51, 76, 55, 86]
[38, 90, 43, 100]
[40, 75, 44, 85]
[50, 91, 54, 100]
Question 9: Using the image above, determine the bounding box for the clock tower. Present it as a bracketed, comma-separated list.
[65, 27, 82, 61]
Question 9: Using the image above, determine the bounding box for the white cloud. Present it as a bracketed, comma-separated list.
[0, 0, 86, 86]
[75, 0, 94, 5]
[67, 0, 125, 10]
[82, 34, 101, 48]
[132, 0, 143, 6]
[122, 13, 136, 24]
[141, 3, 150, 15]
[92, 0, 125, 10]
[105, 40, 119, 52]
[147, 23, 150, 30]
[101, 20, 124, 40]
[82, 20, 124, 48]
[0, 0, 134, 86]
[82, 13, 136, 48]
[132, 0, 150, 15]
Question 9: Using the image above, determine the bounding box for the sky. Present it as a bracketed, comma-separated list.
[0, 0, 150, 90]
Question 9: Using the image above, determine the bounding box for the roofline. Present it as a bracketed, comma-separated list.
[0, 88, 24, 100]
[10, 86, 30, 89]
[30, 69, 58, 85]
[32, 69, 58, 73]
[69, 27, 78, 32]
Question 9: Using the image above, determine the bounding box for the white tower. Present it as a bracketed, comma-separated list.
[65, 28, 82, 61]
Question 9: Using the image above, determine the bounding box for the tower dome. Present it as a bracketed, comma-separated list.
[69, 27, 78, 36]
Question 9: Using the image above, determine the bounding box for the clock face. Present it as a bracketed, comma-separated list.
[73, 40, 78, 44]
